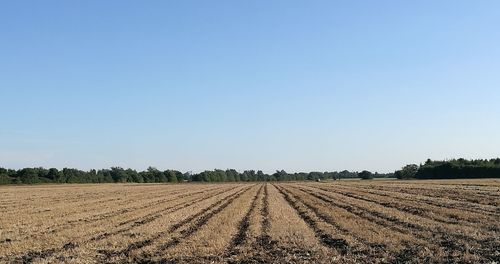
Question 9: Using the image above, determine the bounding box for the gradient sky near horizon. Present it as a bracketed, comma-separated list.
[1, 1, 499, 173]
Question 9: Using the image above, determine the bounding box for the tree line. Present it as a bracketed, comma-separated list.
[2, 158, 498, 184]
[0, 166, 392, 185]
[394, 158, 500, 179]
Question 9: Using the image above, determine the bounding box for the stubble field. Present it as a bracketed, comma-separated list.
[0, 179, 499, 263]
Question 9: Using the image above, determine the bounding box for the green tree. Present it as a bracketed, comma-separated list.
[17, 168, 39, 184]
[245, 170, 256, 181]
[0, 172, 11, 184]
[273, 170, 288, 181]
[46, 168, 62, 182]
[165, 170, 179, 183]
[126, 169, 142, 183]
[358, 170, 373, 180]
[226, 169, 238, 182]
[146, 167, 166, 182]
[257, 170, 267, 181]
[110, 167, 128, 183]
[97, 169, 114, 183]
[395, 164, 419, 179]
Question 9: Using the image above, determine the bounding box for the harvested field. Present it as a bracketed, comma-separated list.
[0, 179, 499, 263]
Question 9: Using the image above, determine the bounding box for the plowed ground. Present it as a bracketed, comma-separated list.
[0, 179, 498, 263]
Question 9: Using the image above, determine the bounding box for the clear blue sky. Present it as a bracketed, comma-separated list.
[1, 1, 499, 173]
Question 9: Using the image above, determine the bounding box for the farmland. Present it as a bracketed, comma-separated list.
[0, 180, 499, 263]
